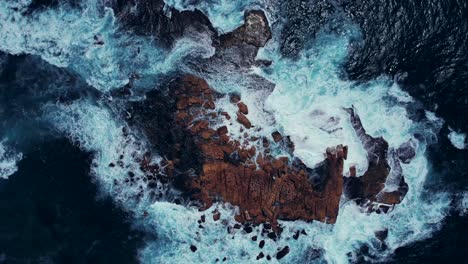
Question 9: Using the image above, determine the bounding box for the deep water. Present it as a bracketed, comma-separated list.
[0, 0, 468, 263]
[0, 139, 144, 264]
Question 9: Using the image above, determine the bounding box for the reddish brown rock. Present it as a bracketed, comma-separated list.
[221, 112, 231, 120]
[236, 112, 252, 129]
[213, 210, 221, 221]
[237, 102, 249, 115]
[171, 75, 346, 226]
[271, 131, 283, 143]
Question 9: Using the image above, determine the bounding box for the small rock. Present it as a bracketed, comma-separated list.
[271, 131, 282, 142]
[230, 93, 241, 104]
[221, 112, 231, 120]
[217, 126, 228, 135]
[293, 230, 300, 240]
[259, 240, 265, 249]
[267, 232, 277, 240]
[256, 252, 265, 260]
[397, 140, 416, 164]
[375, 229, 388, 242]
[236, 112, 252, 129]
[276, 246, 290, 260]
[237, 102, 249, 115]
[213, 210, 221, 221]
[190, 245, 197, 252]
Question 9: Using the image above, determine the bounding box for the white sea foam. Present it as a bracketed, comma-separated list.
[43, 99, 164, 209]
[456, 191, 468, 216]
[448, 128, 466, 149]
[0, 140, 23, 179]
[164, 0, 257, 33]
[0, 0, 212, 92]
[135, 19, 452, 263]
[252, 26, 450, 263]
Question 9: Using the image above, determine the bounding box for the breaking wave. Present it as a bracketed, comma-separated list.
[448, 128, 467, 150]
[0, 139, 23, 179]
[163, 0, 258, 33]
[0, 0, 213, 92]
[0, 1, 463, 263]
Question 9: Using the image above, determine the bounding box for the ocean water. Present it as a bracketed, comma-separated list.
[0, 0, 467, 263]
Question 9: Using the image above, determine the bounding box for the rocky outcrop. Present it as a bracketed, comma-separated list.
[118, 2, 409, 225]
[343, 107, 409, 211]
[112, 0, 218, 48]
[174, 75, 346, 226]
[220, 10, 271, 48]
[129, 75, 346, 226]
[129, 75, 413, 226]
[212, 10, 272, 68]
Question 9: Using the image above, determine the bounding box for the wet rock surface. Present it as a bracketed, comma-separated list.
[112, 0, 217, 48]
[113, 2, 412, 234]
[124, 77, 409, 261]
[343, 107, 409, 211]
[131, 75, 347, 226]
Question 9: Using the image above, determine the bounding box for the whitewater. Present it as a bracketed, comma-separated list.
[0, 0, 462, 263]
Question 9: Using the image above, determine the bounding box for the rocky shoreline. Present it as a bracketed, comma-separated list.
[115, 6, 413, 234]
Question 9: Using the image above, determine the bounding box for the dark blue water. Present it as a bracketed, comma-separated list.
[0, 139, 144, 264]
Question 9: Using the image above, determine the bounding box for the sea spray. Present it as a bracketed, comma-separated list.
[0, 0, 212, 92]
[448, 128, 467, 150]
[0, 139, 23, 179]
[164, 0, 258, 33]
[42, 99, 166, 209]
[166, 16, 452, 263]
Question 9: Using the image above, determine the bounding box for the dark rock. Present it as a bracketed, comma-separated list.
[112, 0, 217, 48]
[267, 232, 277, 240]
[276, 246, 290, 260]
[375, 229, 389, 242]
[256, 252, 265, 260]
[397, 140, 416, 164]
[343, 107, 408, 207]
[271, 131, 282, 143]
[190, 245, 197, 252]
[293, 230, 300, 240]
